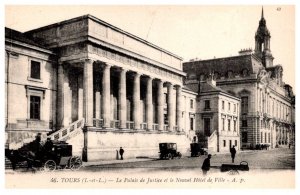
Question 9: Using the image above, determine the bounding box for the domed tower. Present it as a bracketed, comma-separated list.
[254, 7, 274, 67]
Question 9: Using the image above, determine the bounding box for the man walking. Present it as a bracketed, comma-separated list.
[230, 145, 236, 163]
[119, 147, 124, 160]
[201, 154, 212, 176]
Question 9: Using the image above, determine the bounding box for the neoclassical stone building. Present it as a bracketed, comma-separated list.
[5, 15, 198, 161]
[183, 9, 295, 149]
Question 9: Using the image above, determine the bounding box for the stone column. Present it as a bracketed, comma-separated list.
[157, 80, 164, 131]
[146, 77, 153, 130]
[167, 83, 175, 131]
[83, 59, 94, 127]
[102, 63, 111, 128]
[63, 67, 71, 127]
[119, 68, 127, 129]
[279, 126, 282, 144]
[78, 74, 84, 120]
[56, 63, 64, 129]
[176, 85, 182, 131]
[95, 91, 101, 120]
[133, 73, 141, 130]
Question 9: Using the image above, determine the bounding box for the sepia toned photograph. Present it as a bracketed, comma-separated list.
[4, 4, 295, 189]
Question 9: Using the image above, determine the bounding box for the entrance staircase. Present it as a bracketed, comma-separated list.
[48, 118, 85, 157]
[198, 130, 218, 154]
[207, 130, 218, 153]
[48, 118, 85, 141]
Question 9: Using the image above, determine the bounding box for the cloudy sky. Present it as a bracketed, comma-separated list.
[5, 5, 295, 88]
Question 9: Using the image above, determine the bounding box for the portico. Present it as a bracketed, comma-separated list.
[57, 59, 183, 133]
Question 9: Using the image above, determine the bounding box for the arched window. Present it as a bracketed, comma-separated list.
[227, 70, 233, 78]
[213, 72, 220, 80]
[242, 69, 249, 77]
[199, 74, 206, 81]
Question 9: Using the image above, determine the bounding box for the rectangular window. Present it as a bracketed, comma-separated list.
[30, 60, 41, 79]
[234, 120, 237, 131]
[164, 93, 168, 104]
[261, 132, 263, 143]
[242, 132, 248, 143]
[228, 119, 231, 131]
[268, 133, 271, 143]
[204, 100, 210, 109]
[190, 118, 194, 130]
[241, 96, 248, 114]
[229, 140, 232, 148]
[222, 118, 225, 131]
[223, 140, 226, 147]
[235, 140, 238, 147]
[222, 101, 225, 110]
[228, 102, 231, 111]
[30, 96, 41, 120]
[242, 119, 247, 127]
[265, 132, 267, 143]
[190, 99, 194, 109]
[204, 118, 210, 136]
[234, 104, 236, 112]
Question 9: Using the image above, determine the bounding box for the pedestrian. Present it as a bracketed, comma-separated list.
[201, 154, 211, 176]
[230, 145, 236, 163]
[119, 147, 124, 160]
[44, 137, 53, 154]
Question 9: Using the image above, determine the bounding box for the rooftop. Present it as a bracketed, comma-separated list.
[25, 14, 182, 60]
[5, 27, 49, 50]
[183, 54, 262, 76]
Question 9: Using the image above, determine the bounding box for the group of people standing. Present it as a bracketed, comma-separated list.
[201, 145, 236, 175]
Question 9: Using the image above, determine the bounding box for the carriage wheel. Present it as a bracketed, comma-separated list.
[44, 160, 56, 172]
[167, 153, 172, 160]
[69, 156, 82, 171]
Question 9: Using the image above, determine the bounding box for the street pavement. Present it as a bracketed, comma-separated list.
[80, 147, 295, 172]
[5, 147, 295, 188]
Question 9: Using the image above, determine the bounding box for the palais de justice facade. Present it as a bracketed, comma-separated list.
[5, 15, 198, 161]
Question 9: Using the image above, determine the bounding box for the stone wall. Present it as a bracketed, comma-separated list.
[6, 41, 56, 132]
[80, 130, 191, 161]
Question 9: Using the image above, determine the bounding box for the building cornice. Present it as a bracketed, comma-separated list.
[87, 37, 186, 77]
[25, 14, 182, 61]
[5, 38, 56, 56]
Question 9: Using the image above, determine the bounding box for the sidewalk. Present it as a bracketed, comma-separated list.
[82, 157, 155, 167]
[81, 150, 264, 167]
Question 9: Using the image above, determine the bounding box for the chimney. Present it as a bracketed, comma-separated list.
[239, 48, 253, 55]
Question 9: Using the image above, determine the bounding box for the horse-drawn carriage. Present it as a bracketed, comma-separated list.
[5, 138, 82, 171]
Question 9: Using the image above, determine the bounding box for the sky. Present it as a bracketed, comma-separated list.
[4, 5, 295, 88]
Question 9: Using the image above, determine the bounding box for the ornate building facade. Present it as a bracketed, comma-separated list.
[183, 9, 295, 149]
[5, 15, 196, 161]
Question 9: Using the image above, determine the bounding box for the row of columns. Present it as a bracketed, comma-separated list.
[276, 125, 289, 145]
[57, 60, 182, 132]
